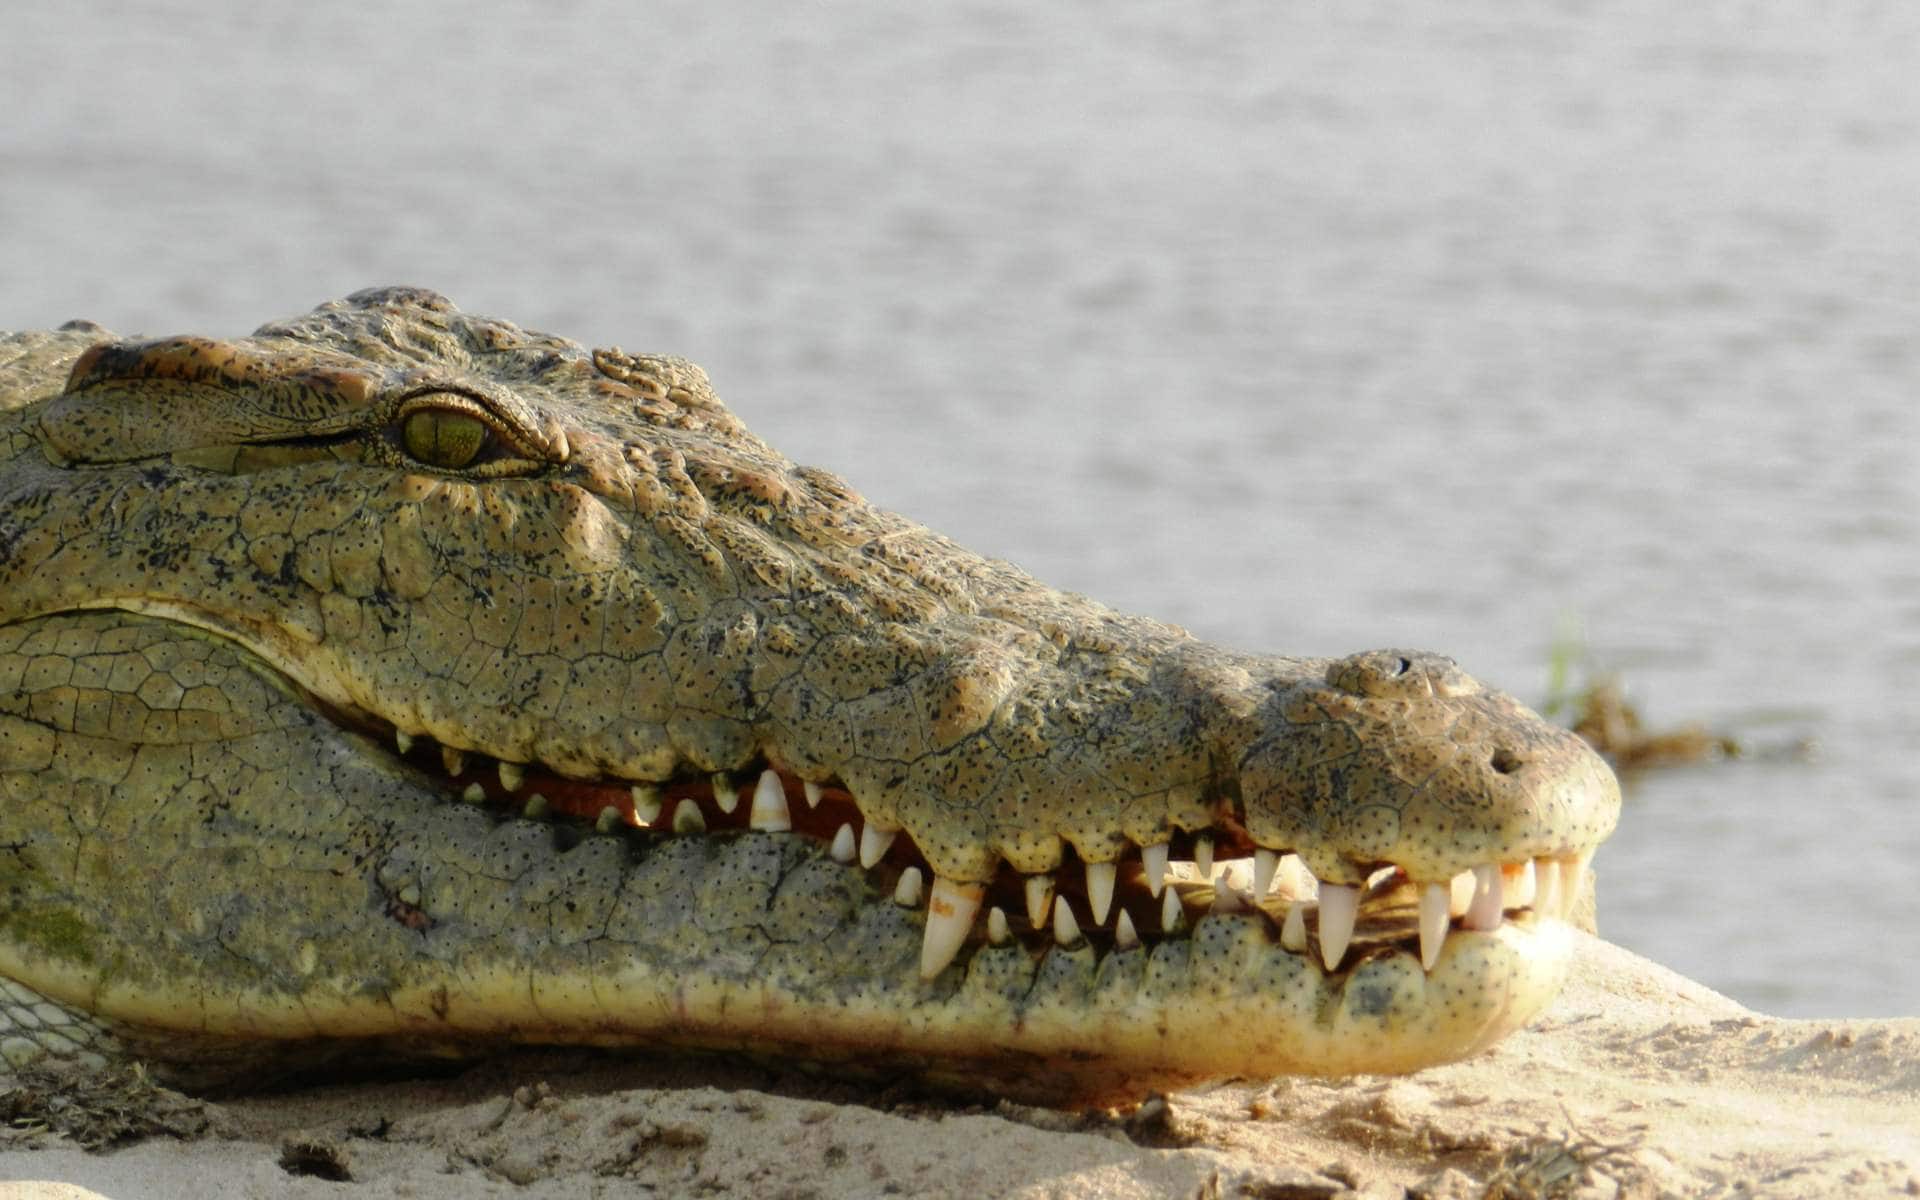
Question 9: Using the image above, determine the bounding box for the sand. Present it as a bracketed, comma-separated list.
[1, 933, 1915, 1199]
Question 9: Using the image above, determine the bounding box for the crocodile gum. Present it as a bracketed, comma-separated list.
[0, 288, 1619, 1105]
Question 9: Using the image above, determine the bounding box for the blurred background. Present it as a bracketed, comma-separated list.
[4, 2, 1914, 1016]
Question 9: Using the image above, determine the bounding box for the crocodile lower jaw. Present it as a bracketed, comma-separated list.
[12, 868, 1577, 1108]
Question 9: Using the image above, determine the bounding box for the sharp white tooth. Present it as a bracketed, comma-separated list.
[1281, 901, 1308, 951]
[829, 823, 857, 863]
[1141, 842, 1169, 898]
[919, 875, 982, 978]
[1463, 864, 1503, 931]
[595, 805, 621, 834]
[499, 761, 525, 792]
[987, 906, 1010, 945]
[1052, 897, 1082, 946]
[1085, 861, 1116, 924]
[1279, 853, 1316, 901]
[803, 780, 823, 809]
[895, 865, 925, 908]
[1534, 855, 1562, 919]
[1504, 860, 1536, 910]
[1210, 882, 1245, 914]
[1253, 848, 1279, 900]
[1221, 860, 1251, 892]
[749, 769, 791, 832]
[395, 730, 414, 755]
[1193, 834, 1214, 877]
[522, 793, 549, 820]
[1317, 883, 1359, 971]
[711, 774, 738, 814]
[859, 823, 898, 869]
[441, 745, 465, 776]
[630, 785, 662, 826]
[1161, 886, 1185, 933]
[1025, 875, 1054, 928]
[1559, 854, 1589, 918]
[1114, 909, 1139, 950]
[1449, 870, 1477, 916]
[671, 799, 706, 834]
[1419, 882, 1450, 971]
[461, 782, 486, 804]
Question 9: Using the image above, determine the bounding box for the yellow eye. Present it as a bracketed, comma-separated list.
[401, 408, 490, 469]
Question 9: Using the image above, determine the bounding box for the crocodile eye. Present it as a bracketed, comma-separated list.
[400, 408, 490, 469]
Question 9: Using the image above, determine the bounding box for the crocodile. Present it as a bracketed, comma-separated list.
[0, 288, 1618, 1106]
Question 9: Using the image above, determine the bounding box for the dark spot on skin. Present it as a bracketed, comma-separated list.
[385, 898, 433, 931]
[1348, 976, 1397, 1017]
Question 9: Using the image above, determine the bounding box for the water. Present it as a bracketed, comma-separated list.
[4, 2, 1916, 1017]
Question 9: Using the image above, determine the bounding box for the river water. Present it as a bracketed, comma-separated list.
[4, 2, 1916, 1017]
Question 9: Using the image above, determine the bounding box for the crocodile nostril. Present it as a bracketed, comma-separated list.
[1391, 656, 1411, 676]
[1490, 748, 1525, 775]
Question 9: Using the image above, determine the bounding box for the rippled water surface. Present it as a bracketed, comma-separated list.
[4, 2, 1916, 1016]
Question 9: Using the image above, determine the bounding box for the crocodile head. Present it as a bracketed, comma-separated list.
[0, 288, 1618, 1105]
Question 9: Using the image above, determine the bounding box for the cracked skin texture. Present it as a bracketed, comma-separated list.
[0, 288, 1619, 1105]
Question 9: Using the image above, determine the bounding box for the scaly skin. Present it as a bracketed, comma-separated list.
[0, 289, 1618, 1105]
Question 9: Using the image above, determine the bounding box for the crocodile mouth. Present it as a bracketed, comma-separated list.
[360, 712, 1590, 985]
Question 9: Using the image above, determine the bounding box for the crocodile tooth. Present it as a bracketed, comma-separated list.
[671, 799, 706, 834]
[1192, 834, 1214, 877]
[748, 769, 791, 832]
[1052, 897, 1082, 947]
[1463, 864, 1503, 931]
[859, 823, 898, 869]
[1281, 901, 1307, 952]
[461, 782, 486, 804]
[1560, 852, 1592, 916]
[1141, 842, 1168, 898]
[829, 823, 857, 863]
[1504, 860, 1536, 909]
[918, 875, 981, 978]
[1419, 882, 1450, 970]
[1317, 883, 1359, 970]
[630, 785, 662, 826]
[803, 780, 823, 809]
[987, 906, 1010, 945]
[895, 866, 925, 908]
[440, 745, 464, 776]
[1024, 875, 1054, 927]
[498, 761, 526, 792]
[522, 793, 549, 820]
[711, 773, 738, 814]
[1210, 881, 1244, 914]
[1160, 886, 1185, 933]
[1279, 852, 1315, 900]
[1085, 861, 1116, 924]
[1225, 860, 1254, 892]
[1114, 909, 1139, 950]
[395, 730, 414, 755]
[595, 805, 621, 834]
[1533, 855, 1563, 919]
[1449, 869, 1477, 916]
[1253, 848, 1279, 900]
